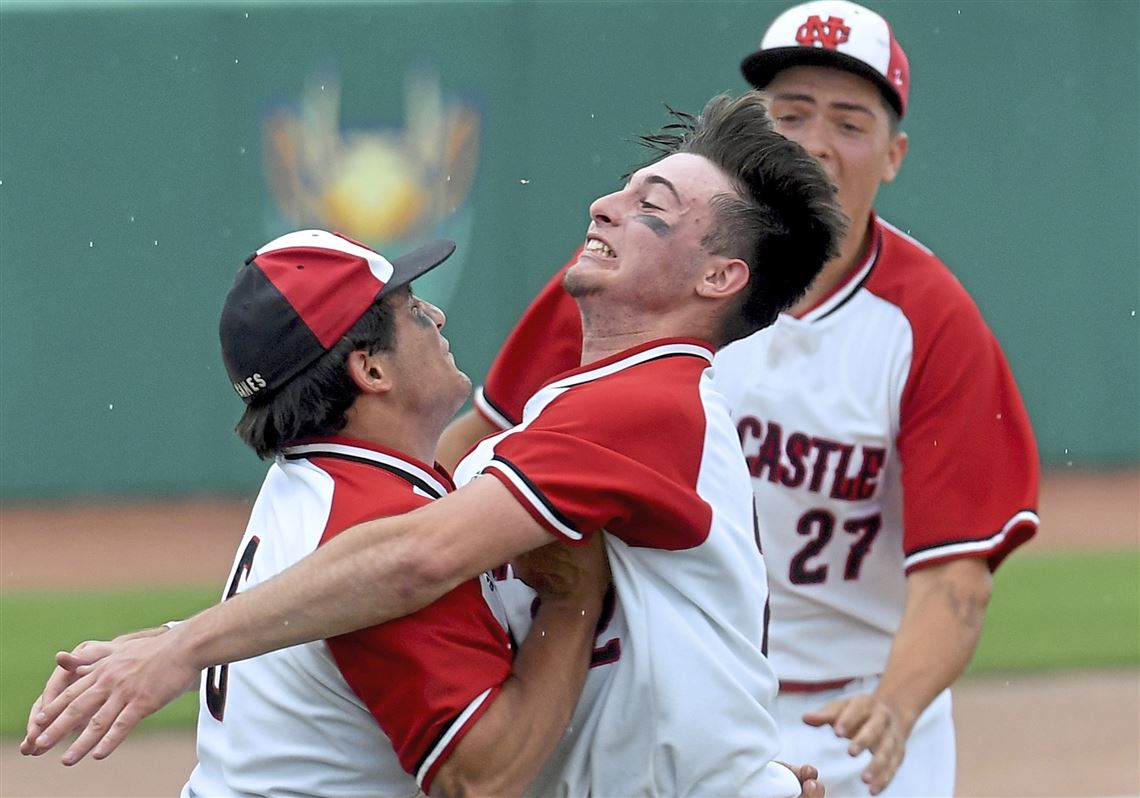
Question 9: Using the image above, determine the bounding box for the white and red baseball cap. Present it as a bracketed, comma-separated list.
[741, 0, 910, 118]
[219, 229, 455, 403]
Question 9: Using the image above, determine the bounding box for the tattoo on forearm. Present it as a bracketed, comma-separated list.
[938, 580, 986, 630]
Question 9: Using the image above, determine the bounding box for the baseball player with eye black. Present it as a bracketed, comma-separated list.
[435, 2, 1040, 795]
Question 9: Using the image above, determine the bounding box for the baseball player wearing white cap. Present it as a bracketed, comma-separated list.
[26, 93, 842, 798]
[176, 230, 609, 796]
[438, 2, 1040, 795]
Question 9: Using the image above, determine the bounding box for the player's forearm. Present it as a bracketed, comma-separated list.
[434, 594, 604, 798]
[874, 557, 992, 732]
[175, 482, 552, 671]
[175, 512, 454, 670]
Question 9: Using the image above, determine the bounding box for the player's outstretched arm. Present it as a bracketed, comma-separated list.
[24, 477, 556, 766]
[433, 535, 610, 797]
[803, 557, 991, 794]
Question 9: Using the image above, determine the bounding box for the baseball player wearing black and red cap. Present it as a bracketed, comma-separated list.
[436, 2, 1039, 795]
[180, 230, 608, 796]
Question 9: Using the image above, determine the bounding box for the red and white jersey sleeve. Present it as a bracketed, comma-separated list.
[882, 238, 1039, 570]
[455, 340, 802, 798]
[714, 216, 1038, 682]
[184, 437, 512, 798]
[474, 252, 581, 429]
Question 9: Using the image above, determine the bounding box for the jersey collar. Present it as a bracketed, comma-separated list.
[792, 214, 883, 324]
[281, 435, 454, 498]
[547, 338, 714, 391]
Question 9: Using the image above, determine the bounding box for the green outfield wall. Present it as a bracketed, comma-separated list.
[1, 0, 1137, 497]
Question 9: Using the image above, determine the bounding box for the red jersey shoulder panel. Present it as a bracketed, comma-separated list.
[865, 220, 1039, 572]
[485, 344, 714, 550]
[305, 442, 512, 793]
[478, 252, 582, 428]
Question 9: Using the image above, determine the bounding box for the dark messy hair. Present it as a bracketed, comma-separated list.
[234, 293, 399, 459]
[634, 91, 846, 345]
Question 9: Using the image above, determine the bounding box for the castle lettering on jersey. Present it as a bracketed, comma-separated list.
[737, 416, 885, 501]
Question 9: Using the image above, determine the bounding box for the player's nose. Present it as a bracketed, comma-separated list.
[793, 118, 831, 163]
[422, 300, 445, 330]
[588, 189, 622, 226]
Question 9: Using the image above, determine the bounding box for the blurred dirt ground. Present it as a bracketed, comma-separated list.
[1, 469, 1137, 797]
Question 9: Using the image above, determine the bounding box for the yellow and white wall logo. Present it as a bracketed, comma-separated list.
[263, 69, 479, 305]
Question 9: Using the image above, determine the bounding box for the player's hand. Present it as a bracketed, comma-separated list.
[802, 692, 908, 795]
[20, 646, 106, 755]
[21, 627, 200, 765]
[20, 627, 169, 755]
[511, 534, 610, 604]
[777, 761, 825, 798]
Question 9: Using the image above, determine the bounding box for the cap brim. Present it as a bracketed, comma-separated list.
[741, 47, 904, 118]
[379, 239, 456, 297]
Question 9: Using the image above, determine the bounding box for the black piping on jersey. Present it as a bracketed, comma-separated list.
[283, 450, 445, 500]
[813, 230, 882, 322]
[903, 507, 1040, 557]
[488, 453, 581, 537]
[417, 725, 449, 784]
[479, 390, 519, 428]
[413, 686, 502, 781]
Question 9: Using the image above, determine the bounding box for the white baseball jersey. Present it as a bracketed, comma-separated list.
[455, 340, 801, 798]
[183, 437, 513, 798]
[472, 215, 1039, 797]
[713, 216, 1039, 683]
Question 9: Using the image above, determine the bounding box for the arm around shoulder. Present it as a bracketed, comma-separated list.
[431, 535, 610, 797]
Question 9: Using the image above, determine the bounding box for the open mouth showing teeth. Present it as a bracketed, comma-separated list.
[585, 238, 615, 257]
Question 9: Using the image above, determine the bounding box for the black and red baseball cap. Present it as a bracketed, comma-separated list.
[741, 0, 910, 118]
[219, 229, 455, 403]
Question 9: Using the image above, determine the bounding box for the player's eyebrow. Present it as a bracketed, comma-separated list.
[828, 100, 876, 118]
[771, 91, 817, 106]
[644, 175, 682, 205]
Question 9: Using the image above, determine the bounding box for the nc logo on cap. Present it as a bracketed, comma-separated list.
[795, 15, 851, 49]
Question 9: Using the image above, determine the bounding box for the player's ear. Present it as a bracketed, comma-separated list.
[881, 130, 908, 184]
[696, 256, 750, 301]
[346, 349, 394, 396]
